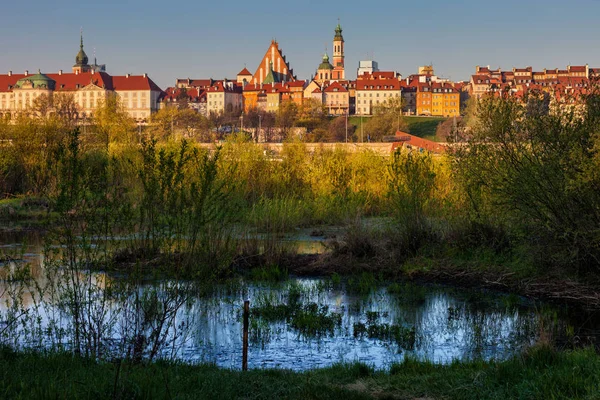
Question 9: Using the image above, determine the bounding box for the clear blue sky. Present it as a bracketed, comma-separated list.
[1, 0, 599, 90]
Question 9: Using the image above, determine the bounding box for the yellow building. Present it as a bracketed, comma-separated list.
[417, 82, 459, 117]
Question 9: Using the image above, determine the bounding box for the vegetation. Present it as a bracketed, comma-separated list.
[2, 79, 600, 398]
[1, 345, 598, 399]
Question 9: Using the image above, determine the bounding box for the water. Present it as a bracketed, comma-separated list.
[0, 230, 597, 371]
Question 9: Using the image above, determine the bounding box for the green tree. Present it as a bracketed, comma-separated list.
[364, 96, 407, 141]
[92, 94, 136, 146]
[275, 101, 298, 140]
[454, 90, 600, 273]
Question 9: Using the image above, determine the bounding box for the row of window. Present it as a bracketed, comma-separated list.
[357, 92, 400, 98]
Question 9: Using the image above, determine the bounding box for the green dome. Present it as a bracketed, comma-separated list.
[74, 34, 89, 66]
[318, 53, 333, 70]
[15, 71, 56, 90]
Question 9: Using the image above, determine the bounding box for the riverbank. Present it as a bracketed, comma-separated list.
[1, 344, 598, 399]
[284, 251, 600, 313]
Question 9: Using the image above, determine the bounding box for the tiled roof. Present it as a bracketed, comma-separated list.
[0, 71, 162, 93]
[356, 78, 401, 90]
[391, 131, 447, 154]
[237, 67, 252, 76]
[323, 81, 348, 93]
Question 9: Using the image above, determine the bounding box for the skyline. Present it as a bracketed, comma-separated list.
[1, 0, 600, 89]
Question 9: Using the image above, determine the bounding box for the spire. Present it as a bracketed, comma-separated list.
[334, 20, 343, 40]
[74, 28, 89, 69]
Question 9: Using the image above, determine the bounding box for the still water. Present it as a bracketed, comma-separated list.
[0, 230, 594, 370]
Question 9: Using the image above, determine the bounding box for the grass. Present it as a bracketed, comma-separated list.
[0, 196, 53, 228]
[1, 345, 599, 399]
[347, 116, 447, 142]
[404, 116, 447, 141]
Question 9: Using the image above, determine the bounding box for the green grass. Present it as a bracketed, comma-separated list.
[1, 345, 599, 399]
[348, 116, 447, 141]
[404, 116, 447, 141]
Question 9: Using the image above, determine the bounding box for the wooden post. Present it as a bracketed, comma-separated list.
[242, 299, 249, 371]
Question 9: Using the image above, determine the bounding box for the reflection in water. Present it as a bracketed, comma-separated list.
[0, 231, 596, 371]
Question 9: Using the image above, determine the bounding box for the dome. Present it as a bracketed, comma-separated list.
[318, 53, 333, 70]
[74, 34, 89, 66]
[14, 71, 56, 90]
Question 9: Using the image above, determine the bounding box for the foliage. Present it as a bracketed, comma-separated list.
[454, 91, 600, 273]
[363, 97, 407, 141]
[2, 346, 599, 399]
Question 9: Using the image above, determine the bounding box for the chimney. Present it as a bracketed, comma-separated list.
[58, 70, 62, 75]
[8, 71, 11, 76]
[91, 69, 95, 75]
[143, 73, 147, 78]
[126, 73, 130, 78]
[25, 70, 29, 76]
[75, 70, 79, 75]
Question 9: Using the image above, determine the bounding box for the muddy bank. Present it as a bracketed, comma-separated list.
[285, 252, 600, 312]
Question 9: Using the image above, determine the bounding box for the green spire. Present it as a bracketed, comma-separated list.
[263, 62, 280, 84]
[334, 20, 343, 40]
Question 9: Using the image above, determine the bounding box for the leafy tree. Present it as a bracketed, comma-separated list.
[454, 89, 600, 273]
[327, 115, 355, 142]
[363, 96, 407, 141]
[175, 88, 190, 110]
[92, 93, 136, 146]
[296, 98, 328, 132]
[275, 101, 298, 140]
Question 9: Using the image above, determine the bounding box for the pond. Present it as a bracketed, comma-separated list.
[0, 230, 597, 371]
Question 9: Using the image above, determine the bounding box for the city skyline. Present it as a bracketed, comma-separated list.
[1, 0, 599, 89]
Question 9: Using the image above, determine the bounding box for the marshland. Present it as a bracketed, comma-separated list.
[1, 92, 600, 399]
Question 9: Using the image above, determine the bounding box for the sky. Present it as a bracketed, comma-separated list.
[1, 0, 600, 90]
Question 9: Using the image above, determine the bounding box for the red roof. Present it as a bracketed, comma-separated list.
[323, 81, 348, 93]
[161, 87, 206, 102]
[569, 65, 587, 73]
[237, 67, 252, 76]
[356, 78, 401, 90]
[391, 131, 447, 154]
[0, 71, 162, 93]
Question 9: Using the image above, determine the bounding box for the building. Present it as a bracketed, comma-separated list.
[469, 64, 593, 100]
[355, 72, 402, 115]
[415, 81, 460, 117]
[159, 87, 207, 115]
[250, 40, 296, 85]
[206, 80, 243, 115]
[315, 53, 334, 85]
[331, 23, 345, 80]
[357, 60, 379, 77]
[323, 81, 349, 115]
[0, 35, 163, 122]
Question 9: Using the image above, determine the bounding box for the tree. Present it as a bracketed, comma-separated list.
[92, 94, 136, 146]
[30, 93, 79, 128]
[327, 115, 355, 142]
[363, 96, 407, 141]
[275, 101, 298, 140]
[296, 98, 328, 132]
[175, 88, 190, 110]
[150, 107, 211, 142]
[454, 90, 600, 272]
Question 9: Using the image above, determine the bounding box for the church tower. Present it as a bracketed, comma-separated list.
[332, 22, 345, 80]
[72, 33, 91, 74]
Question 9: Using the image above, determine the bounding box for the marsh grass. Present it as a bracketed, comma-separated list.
[1, 344, 598, 399]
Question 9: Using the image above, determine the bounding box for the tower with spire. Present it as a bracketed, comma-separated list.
[332, 20, 345, 80]
[72, 31, 91, 74]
